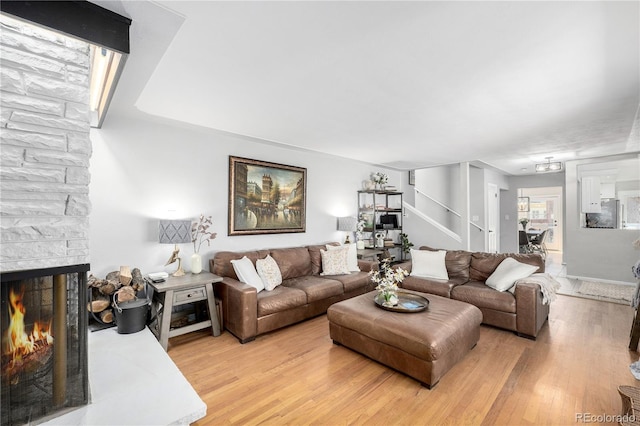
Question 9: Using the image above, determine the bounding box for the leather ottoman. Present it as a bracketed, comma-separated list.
[327, 290, 483, 388]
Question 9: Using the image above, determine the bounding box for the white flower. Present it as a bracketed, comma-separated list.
[369, 258, 408, 295]
[371, 172, 389, 185]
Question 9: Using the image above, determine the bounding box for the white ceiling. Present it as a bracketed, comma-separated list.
[94, 1, 639, 175]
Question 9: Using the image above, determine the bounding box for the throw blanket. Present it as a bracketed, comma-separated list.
[515, 273, 561, 305]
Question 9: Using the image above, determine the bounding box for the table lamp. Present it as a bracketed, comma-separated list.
[337, 216, 357, 244]
[159, 219, 192, 276]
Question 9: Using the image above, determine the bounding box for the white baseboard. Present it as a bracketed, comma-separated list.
[565, 274, 637, 287]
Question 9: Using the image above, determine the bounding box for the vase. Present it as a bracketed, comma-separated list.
[356, 240, 365, 250]
[191, 253, 202, 274]
[381, 291, 398, 307]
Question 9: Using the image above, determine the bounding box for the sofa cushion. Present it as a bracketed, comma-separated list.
[469, 252, 544, 282]
[256, 254, 283, 291]
[270, 247, 313, 280]
[410, 249, 449, 280]
[451, 281, 516, 313]
[486, 257, 538, 292]
[400, 275, 465, 298]
[308, 242, 340, 275]
[284, 276, 344, 302]
[324, 271, 372, 293]
[257, 286, 308, 316]
[230, 256, 265, 292]
[212, 250, 271, 280]
[320, 247, 351, 275]
[327, 243, 360, 272]
[419, 246, 472, 281]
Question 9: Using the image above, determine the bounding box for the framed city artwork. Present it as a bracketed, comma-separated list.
[228, 156, 307, 235]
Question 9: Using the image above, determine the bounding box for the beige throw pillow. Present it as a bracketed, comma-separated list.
[326, 243, 360, 272]
[256, 255, 283, 291]
[320, 247, 351, 275]
[410, 249, 449, 280]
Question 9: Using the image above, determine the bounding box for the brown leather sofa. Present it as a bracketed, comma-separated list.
[210, 243, 376, 343]
[395, 247, 549, 339]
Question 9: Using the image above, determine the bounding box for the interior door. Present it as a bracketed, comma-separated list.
[487, 183, 498, 253]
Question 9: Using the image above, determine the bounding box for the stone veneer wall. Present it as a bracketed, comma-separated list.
[0, 14, 92, 272]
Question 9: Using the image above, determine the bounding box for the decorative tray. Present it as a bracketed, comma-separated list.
[374, 291, 429, 313]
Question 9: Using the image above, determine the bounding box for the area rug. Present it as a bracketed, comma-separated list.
[576, 281, 635, 304]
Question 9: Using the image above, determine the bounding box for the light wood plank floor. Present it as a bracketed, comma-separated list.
[169, 294, 639, 425]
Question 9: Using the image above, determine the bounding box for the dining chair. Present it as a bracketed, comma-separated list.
[518, 230, 531, 254]
[530, 230, 548, 259]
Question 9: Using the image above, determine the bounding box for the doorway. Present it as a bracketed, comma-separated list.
[517, 186, 563, 252]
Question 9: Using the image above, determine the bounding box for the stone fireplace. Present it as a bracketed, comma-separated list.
[1, 265, 89, 425]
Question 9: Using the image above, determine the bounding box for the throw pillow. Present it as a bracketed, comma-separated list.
[230, 256, 265, 292]
[486, 257, 538, 292]
[326, 243, 360, 272]
[256, 255, 283, 291]
[320, 247, 351, 275]
[410, 249, 449, 280]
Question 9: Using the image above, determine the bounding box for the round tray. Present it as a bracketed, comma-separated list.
[374, 291, 429, 313]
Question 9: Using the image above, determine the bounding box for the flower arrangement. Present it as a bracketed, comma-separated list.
[355, 219, 366, 240]
[370, 258, 408, 306]
[191, 214, 217, 253]
[371, 172, 389, 186]
[519, 218, 529, 230]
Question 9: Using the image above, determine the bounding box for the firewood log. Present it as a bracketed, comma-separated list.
[106, 271, 119, 282]
[114, 286, 135, 304]
[131, 268, 144, 291]
[98, 280, 120, 296]
[119, 266, 132, 286]
[88, 299, 110, 313]
[100, 309, 113, 323]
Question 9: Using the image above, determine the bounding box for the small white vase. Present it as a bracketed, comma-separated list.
[356, 240, 365, 250]
[191, 253, 202, 274]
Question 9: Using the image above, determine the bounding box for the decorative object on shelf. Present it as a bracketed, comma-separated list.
[229, 156, 307, 236]
[371, 172, 388, 190]
[337, 216, 357, 244]
[375, 231, 385, 248]
[191, 214, 217, 274]
[362, 180, 375, 190]
[370, 257, 409, 307]
[399, 233, 413, 259]
[356, 219, 366, 249]
[519, 218, 529, 230]
[159, 219, 192, 277]
[517, 197, 530, 212]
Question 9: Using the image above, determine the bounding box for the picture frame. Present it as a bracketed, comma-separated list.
[517, 197, 530, 212]
[229, 156, 307, 235]
[408, 170, 415, 185]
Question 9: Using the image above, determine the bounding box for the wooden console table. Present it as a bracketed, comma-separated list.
[147, 271, 222, 351]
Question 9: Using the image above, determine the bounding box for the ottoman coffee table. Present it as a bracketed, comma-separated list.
[327, 290, 483, 388]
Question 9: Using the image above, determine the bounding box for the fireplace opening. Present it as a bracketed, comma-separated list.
[1, 265, 89, 425]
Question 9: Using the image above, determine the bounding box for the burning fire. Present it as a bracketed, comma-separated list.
[4, 286, 53, 361]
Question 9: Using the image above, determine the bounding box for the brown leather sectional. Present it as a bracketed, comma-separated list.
[210, 243, 376, 343]
[395, 246, 549, 339]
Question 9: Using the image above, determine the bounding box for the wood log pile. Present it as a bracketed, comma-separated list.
[87, 266, 144, 324]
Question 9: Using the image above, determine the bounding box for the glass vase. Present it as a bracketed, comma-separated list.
[191, 253, 202, 274]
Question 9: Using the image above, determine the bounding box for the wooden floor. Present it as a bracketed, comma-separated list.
[169, 294, 639, 425]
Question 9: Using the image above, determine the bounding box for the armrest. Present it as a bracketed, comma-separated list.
[357, 259, 377, 272]
[514, 280, 550, 339]
[214, 277, 258, 343]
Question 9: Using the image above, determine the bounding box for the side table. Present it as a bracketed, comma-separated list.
[147, 271, 223, 351]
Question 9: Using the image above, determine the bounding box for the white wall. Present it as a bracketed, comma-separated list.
[88, 114, 400, 277]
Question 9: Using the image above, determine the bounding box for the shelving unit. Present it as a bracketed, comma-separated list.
[357, 190, 404, 260]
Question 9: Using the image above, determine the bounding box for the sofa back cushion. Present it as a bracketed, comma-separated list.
[307, 242, 340, 275]
[270, 247, 312, 280]
[419, 246, 472, 281]
[469, 252, 545, 282]
[212, 250, 270, 280]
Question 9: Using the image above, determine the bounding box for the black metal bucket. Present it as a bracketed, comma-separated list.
[113, 294, 150, 334]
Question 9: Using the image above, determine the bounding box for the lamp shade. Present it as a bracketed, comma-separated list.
[337, 217, 358, 232]
[159, 220, 192, 244]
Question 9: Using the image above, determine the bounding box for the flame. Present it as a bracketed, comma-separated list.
[5, 287, 53, 361]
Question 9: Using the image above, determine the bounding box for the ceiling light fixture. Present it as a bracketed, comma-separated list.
[535, 157, 563, 173]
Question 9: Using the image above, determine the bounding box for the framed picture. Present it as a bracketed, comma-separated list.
[517, 197, 530, 212]
[229, 156, 307, 235]
[408, 170, 415, 186]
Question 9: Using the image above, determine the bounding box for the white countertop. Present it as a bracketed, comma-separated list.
[42, 327, 206, 425]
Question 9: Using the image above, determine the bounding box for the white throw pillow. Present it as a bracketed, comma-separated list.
[320, 247, 351, 275]
[230, 256, 265, 292]
[486, 257, 539, 292]
[327, 243, 360, 272]
[256, 255, 283, 291]
[410, 249, 449, 280]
